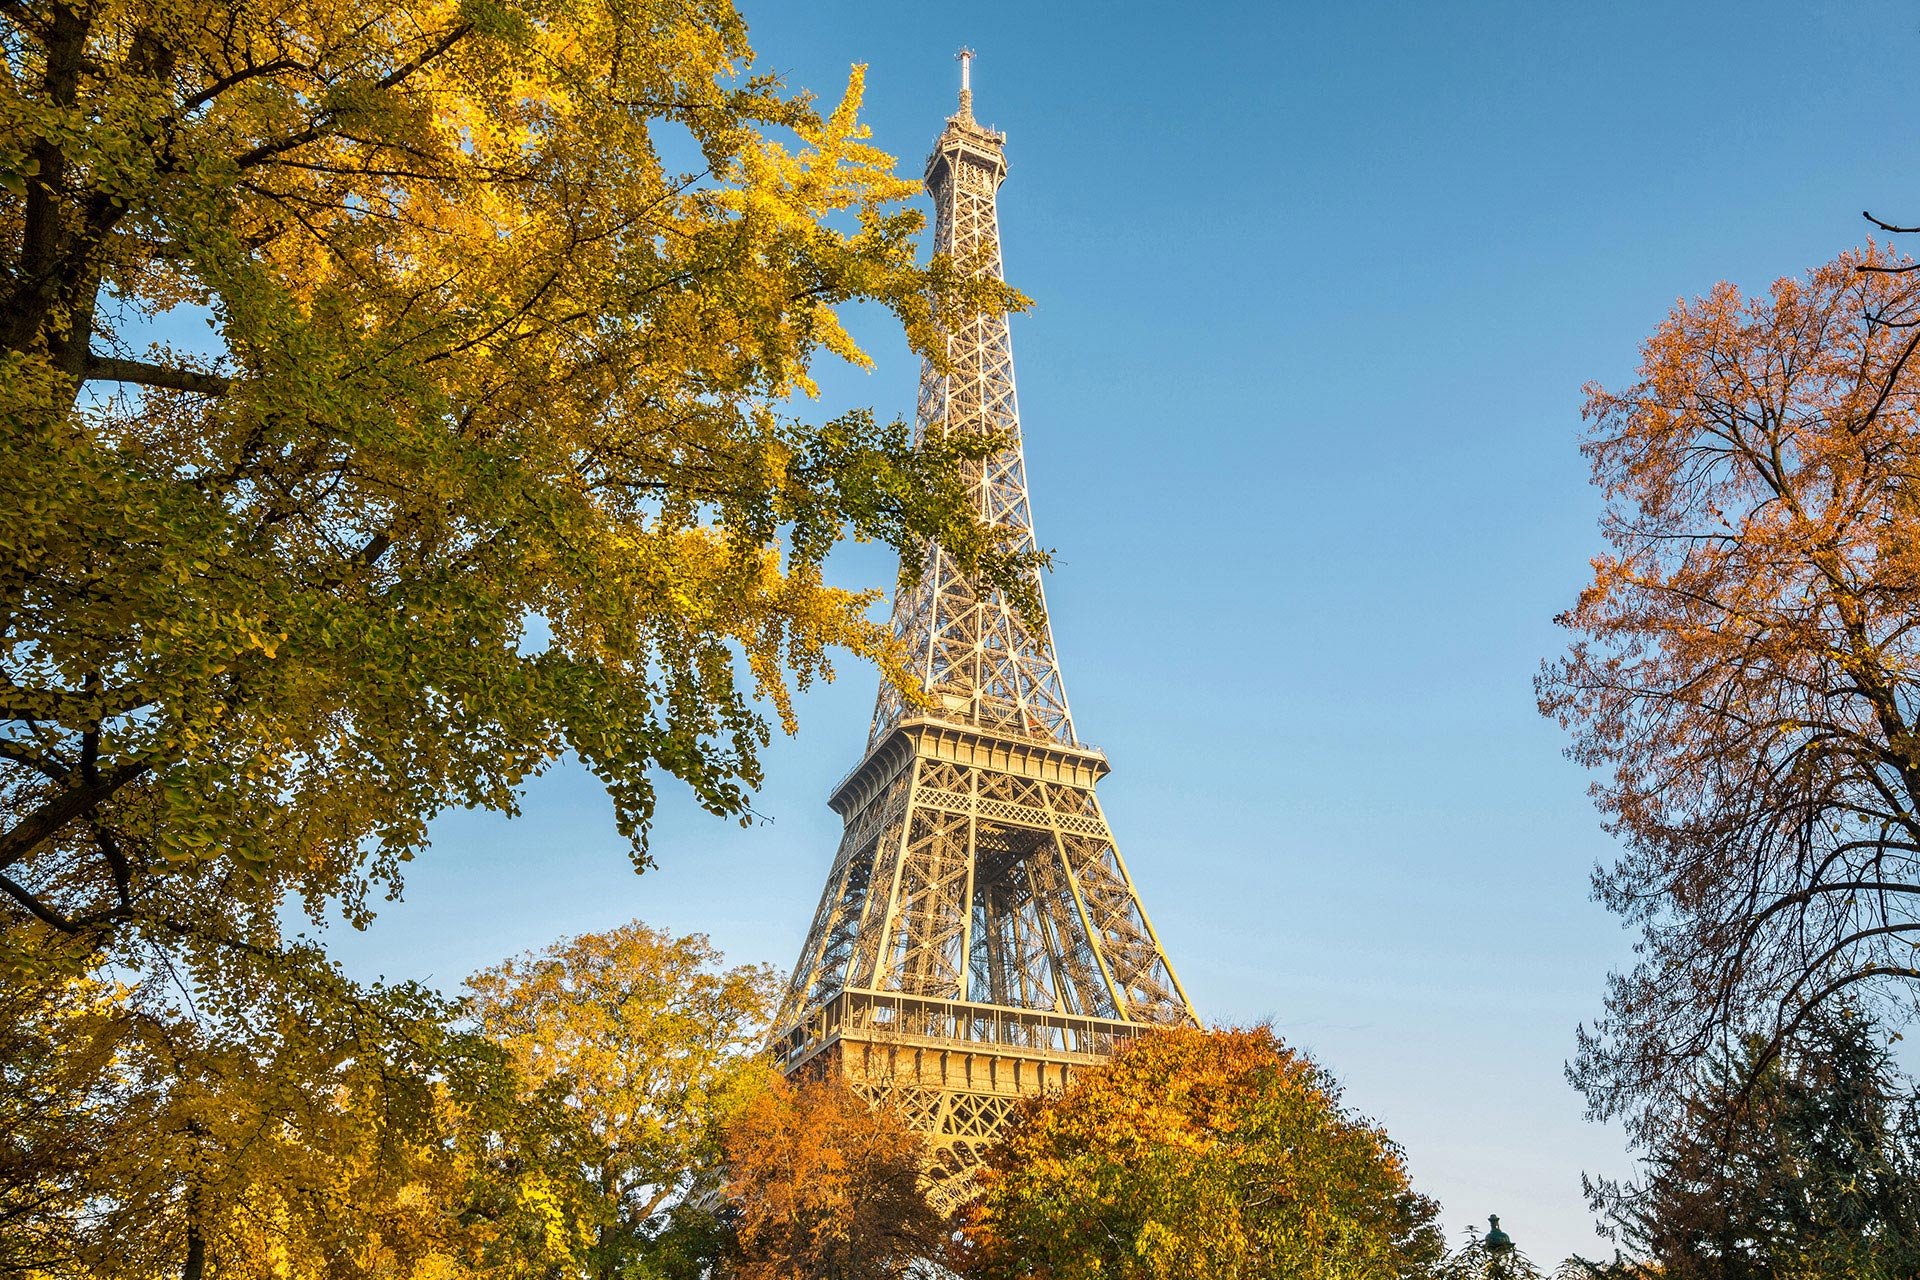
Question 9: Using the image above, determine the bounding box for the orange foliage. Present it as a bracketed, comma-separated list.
[722, 1073, 943, 1280]
[1542, 246, 1920, 1128]
[960, 1026, 1442, 1280]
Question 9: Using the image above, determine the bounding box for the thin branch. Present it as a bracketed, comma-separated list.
[0, 871, 80, 931]
[1863, 210, 1920, 235]
[229, 23, 473, 171]
[181, 56, 306, 113]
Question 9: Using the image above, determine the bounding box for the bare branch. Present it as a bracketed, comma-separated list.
[85, 354, 230, 396]
[1863, 210, 1920, 235]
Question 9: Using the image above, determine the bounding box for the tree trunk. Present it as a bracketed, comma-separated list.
[181, 1224, 205, 1280]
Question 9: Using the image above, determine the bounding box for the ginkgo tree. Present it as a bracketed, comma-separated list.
[2, 4, 1031, 1276]
[0, 0, 1031, 973]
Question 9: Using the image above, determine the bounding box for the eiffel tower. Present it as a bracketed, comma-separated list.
[772, 51, 1196, 1198]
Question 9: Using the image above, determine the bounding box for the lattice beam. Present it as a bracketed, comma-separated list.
[774, 57, 1197, 1210]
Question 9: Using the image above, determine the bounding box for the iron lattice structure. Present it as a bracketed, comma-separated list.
[773, 55, 1195, 1205]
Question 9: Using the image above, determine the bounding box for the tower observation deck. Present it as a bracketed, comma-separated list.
[771, 51, 1196, 1205]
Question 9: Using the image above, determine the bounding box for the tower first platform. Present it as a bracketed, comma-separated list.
[772, 52, 1195, 1203]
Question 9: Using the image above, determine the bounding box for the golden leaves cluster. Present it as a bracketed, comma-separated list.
[961, 1026, 1445, 1280]
[1, 0, 1028, 971]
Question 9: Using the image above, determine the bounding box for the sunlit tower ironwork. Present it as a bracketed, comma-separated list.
[772, 50, 1197, 1203]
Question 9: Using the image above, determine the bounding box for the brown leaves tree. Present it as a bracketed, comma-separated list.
[1540, 246, 1920, 1127]
[721, 1074, 943, 1280]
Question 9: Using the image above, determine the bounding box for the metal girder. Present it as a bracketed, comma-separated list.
[772, 67, 1196, 1203]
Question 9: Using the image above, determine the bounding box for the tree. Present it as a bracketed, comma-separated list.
[1539, 247, 1920, 1123]
[1, 940, 498, 1280]
[0, 0, 1032, 980]
[959, 1025, 1445, 1280]
[721, 1073, 944, 1280]
[1436, 1221, 1549, 1280]
[3, 7, 1032, 1266]
[465, 921, 781, 1280]
[1585, 1009, 1920, 1280]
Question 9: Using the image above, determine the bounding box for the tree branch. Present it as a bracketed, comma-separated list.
[85, 354, 231, 396]
[0, 760, 151, 872]
[0, 871, 81, 931]
[229, 23, 474, 171]
[1863, 210, 1920, 235]
[0, 678, 152, 722]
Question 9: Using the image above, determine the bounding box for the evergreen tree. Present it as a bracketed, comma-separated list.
[1588, 1010, 1920, 1279]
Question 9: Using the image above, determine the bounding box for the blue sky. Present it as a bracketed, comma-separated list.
[315, 1, 1920, 1261]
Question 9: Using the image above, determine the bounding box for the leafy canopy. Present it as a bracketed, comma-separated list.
[0, 943, 502, 1280]
[1540, 248, 1920, 1123]
[466, 921, 780, 1279]
[960, 1025, 1445, 1280]
[0, 0, 1032, 977]
[721, 1072, 943, 1280]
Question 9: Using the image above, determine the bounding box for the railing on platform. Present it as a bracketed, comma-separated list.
[777, 987, 1148, 1070]
[828, 716, 1107, 804]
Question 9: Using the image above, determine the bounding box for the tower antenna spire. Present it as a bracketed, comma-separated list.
[956, 45, 975, 120]
[773, 68, 1195, 1212]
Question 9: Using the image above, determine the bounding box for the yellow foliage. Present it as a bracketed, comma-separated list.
[466, 919, 780, 1266]
[1, 7, 1037, 1275]
[961, 1026, 1445, 1280]
[1, 0, 1032, 965]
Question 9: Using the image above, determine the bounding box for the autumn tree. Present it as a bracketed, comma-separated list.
[722, 1073, 944, 1280]
[4, 3, 1032, 1270]
[0, 941, 502, 1279]
[1584, 1009, 1920, 1280]
[1539, 247, 1920, 1124]
[959, 1025, 1445, 1280]
[465, 921, 780, 1279]
[0, 0, 1030, 978]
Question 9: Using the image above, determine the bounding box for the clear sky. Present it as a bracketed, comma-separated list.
[314, 1, 1920, 1262]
